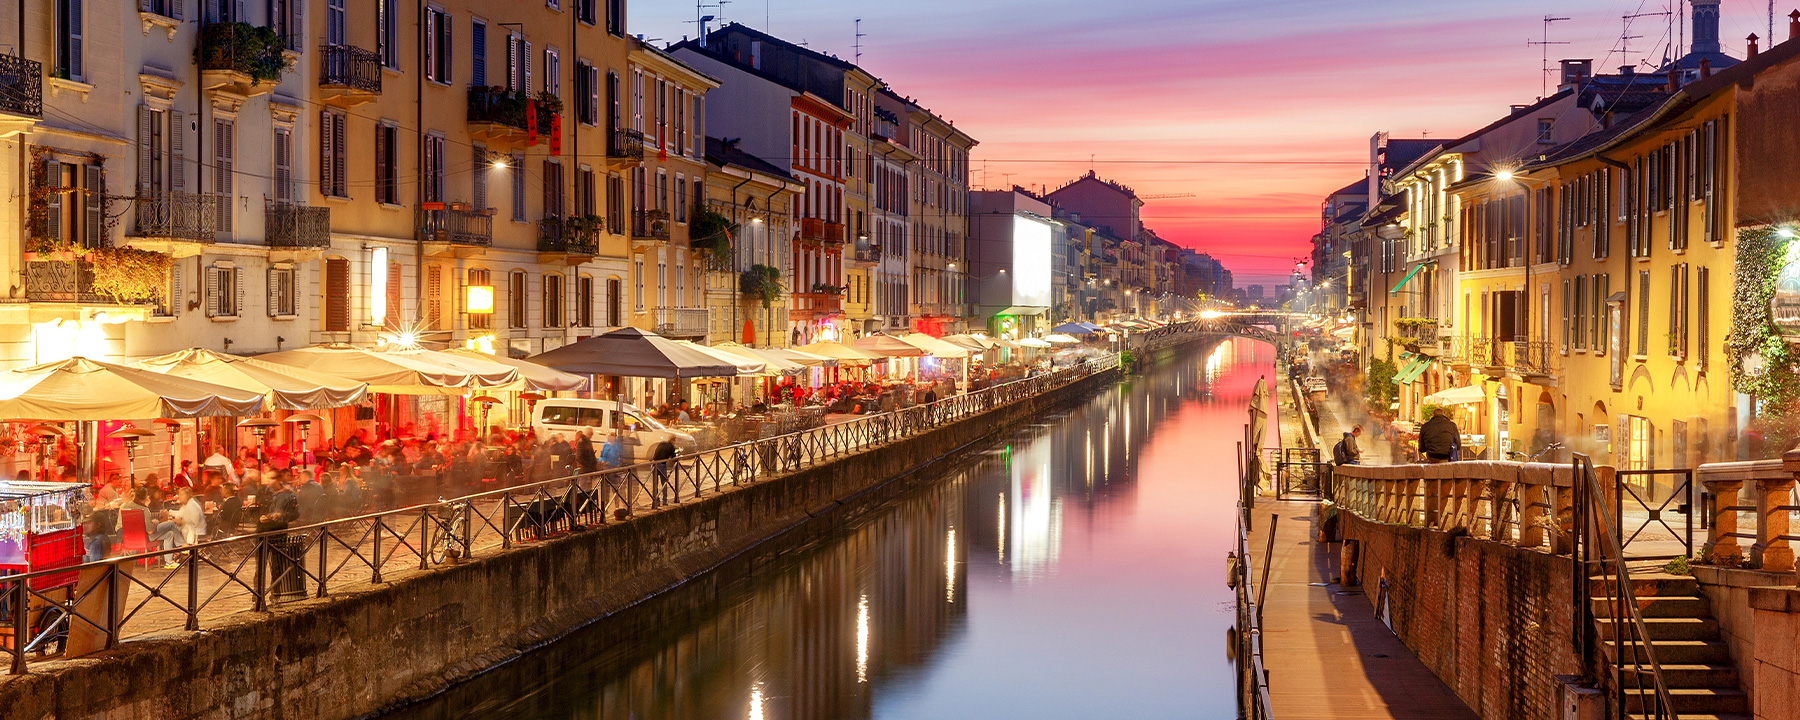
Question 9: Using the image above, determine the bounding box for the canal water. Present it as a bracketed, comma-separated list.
[386, 338, 1274, 720]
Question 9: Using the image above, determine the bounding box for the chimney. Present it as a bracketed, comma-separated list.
[1790, 10, 1799, 41]
[1700, 57, 1713, 78]
[1559, 59, 1594, 91]
[1749, 33, 1761, 58]
[1620, 65, 1636, 76]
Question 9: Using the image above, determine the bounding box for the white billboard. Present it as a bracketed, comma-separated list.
[1011, 215, 1053, 309]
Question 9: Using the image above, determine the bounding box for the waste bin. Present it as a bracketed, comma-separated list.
[267, 533, 308, 602]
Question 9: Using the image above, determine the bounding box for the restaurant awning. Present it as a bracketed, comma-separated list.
[1389, 262, 1427, 295]
[0, 357, 267, 420]
[1015, 338, 1053, 348]
[674, 341, 768, 376]
[385, 347, 521, 388]
[710, 343, 806, 373]
[853, 334, 926, 357]
[1423, 385, 1486, 405]
[1392, 356, 1435, 384]
[1044, 333, 1081, 344]
[940, 334, 998, 352]
[134, 348, 368, 410]
[527, 327, 739, 379]
[755, 346, 838, 368]
[795, 341, 883, 366]
[258, 345, 476, 395]
[1050, 322, 1100, 335]
[441, 348, 588, 392]
[897, 332, 970, 358]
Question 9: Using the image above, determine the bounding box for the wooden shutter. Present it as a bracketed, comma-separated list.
[167, 110, 184, 192]
[523, 40, 532, 93]
[423, 9, 436, 81]
[386, 261, 402, 327]
[43, 159, 61, 241]
[1596, 274, 1610, 353]
[324, 257, 349, 331]
[138, 106, 155, 194]
[67, 0, 83, 78]
[289, 0, 303, 51]
[231, 267, 244, 316]
[542, 160, 554, 217]
[511, 153, 525, 220]
[374, 124, 389, 203]
[319, 111, 334, 195]
[505, 34, 517, 90]
[426, 265, 442, 330]
[83, 165, 103, 248]
[214, 119, 234, 233]
[1678, 263, 1690, 359]
[273, 128, 292, 202]
[331, 114, 346, 197]
[471, 21, 486, 87]
[471, 144, 488, 210]
[1636, 270, 1650, 356]
[205, 266, 220, 317]
[1697, 267, 1710, 370]
[267, 267, 280, 316]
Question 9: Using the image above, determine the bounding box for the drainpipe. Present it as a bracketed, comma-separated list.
[414, 0, 425, 341]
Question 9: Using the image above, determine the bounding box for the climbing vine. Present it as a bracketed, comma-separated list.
[1728, 226, 1800, 452]
[88, 246, 174, 305]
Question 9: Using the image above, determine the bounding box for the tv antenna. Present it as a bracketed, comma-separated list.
[693, 1, 729, 44]
[1621, 10, 1670, 68]
[1526, 15, 1571, 98]
[854, 18, 867, 65]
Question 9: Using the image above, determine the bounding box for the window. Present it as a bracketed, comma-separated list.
[1669, 263, 1689, 358]
[577, 63, 599, 126]
[385, 260, 403, 326]
[470, 20, 487, 87]
[271, 0, 302, 52]
[320, 111, 348, 197]
[577, 167, 596, 216]
[213, 119, 234, 234]
[206, 264, 241, 318]
[425, 8, 452, 83]
[313, 258, 348, 331]
[56, 0, 83, 80]
[267, 266, 297, 317]
[543, 160, 565, 217]
[421, 134, 445, 203]
[607, 173, 624, 234]
[544, 48, 560, 97]
[576, 276, 593, 327]
[467, 267, 491, 330]
[656, 169, 667, 212]
[606, 0, 624, 35]
[272, 127, 293, 202]
[633, 255, 644, 311]
[692, 178, 703, 223]
[674, 173, 687, 222]
[1697, 267, 1710, 370]
[509, 271, 527, 328]
[510, 153, 526, 221]
[1594, 274, 1610, 354]
[505, 34, 530, 92]
[542, 273, 564, 328]
[606, 278, 622, 325]
[137, 106, 181, 198]
[577, 0, 595, 24]
[41, 159, 105, 249]
[375, 124, 399, 204]
[155, 264, 182, 317]
[378, 0, 399, 68]
[656, 259, 667, 309]
[326, 0, 344, 45]
[425, 265, 443, 330]
[607, 71, 621, 132]
[546, 0, 558, 10]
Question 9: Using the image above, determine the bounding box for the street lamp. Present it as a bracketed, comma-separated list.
[108, 425, 155, 483]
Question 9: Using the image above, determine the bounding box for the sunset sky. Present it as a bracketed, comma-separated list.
[633, 1, 1775, 285]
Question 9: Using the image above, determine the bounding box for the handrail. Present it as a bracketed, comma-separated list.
[1573, 453, 1680, 720]
[0, 329, 1223, 674]
[1235, 424, 1277, 719]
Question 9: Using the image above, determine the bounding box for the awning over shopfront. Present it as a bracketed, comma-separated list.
[1050, 322, 1102, 335]
[709, 343, 806, 373]
[941, 334, 998, 352]
[795, 341, 882, 366]
[134, 349, 368, 410]
[1392, 356, 1435, 384]
[1389, 262, 1427, 295]
[0, 357, 268, 420]
[674, 341, 768, 376]
[1423, 385, 1486, 405]
[390, 348, 521, 388]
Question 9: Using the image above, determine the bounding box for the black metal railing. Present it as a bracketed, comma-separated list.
[197, 22, 286, 78]
[538, 217, 598, 256]
[133, 191, 218, 241]
[1234, 423, 1278, 720]
[607, 128, 645, 160]
[23, 259, 107, 303]
[466, 87, 553, 135]
[1572, 454, 1680, 720]
[632, 210, 670, 241]
[416, 206, 493, 246]
[0, 53, 44, 118]
[319, 45, 381, 94]
[0, 342, 1162, 675]
[1613, 469, 1696, 561]
[265, 201, 330, 248]
[1393, 319, 1438, 343]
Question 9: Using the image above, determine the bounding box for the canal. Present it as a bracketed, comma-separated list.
[385, 337, 1273, 720]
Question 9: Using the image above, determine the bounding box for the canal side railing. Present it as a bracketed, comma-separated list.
[0, 337, 1191, 674]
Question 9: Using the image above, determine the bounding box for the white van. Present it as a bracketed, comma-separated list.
[531, 400, 697, 462]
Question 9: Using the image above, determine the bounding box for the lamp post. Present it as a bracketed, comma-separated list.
[108, 426, 154, 483]
[237, 418, 280, 467]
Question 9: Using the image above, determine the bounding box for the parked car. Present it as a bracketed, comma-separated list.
[531, 400, 697, 462]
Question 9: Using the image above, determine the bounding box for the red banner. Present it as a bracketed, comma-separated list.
[550, 114, 562, 156]
[526, 99, 538, 145]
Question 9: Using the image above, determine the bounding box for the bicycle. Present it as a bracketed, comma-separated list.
[427, 498, 469, 565]
[1506, 442, 1565, 462]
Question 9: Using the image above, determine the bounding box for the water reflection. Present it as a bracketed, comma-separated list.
[385, 338, 1273, 720]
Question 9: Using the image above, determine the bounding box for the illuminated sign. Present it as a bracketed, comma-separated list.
[1012, 215, 1053, 308]
[466, 285, 495, 314]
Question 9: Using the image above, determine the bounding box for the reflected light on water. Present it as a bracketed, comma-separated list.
[748, 683, 765, 720]
[945, 528, 957, 602]
[856, 595, 870, 683]
[996, 493, 1006, 564]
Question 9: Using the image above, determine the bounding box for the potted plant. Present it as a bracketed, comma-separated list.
[88, 246, 174, 304]
[739, 264, 784, 308]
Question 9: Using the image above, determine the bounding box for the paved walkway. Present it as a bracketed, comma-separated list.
[1249, 499, 1478, 720]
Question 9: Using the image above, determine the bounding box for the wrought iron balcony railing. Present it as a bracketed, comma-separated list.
[265, 201, 330, 248]
[133, 191, 218, 241]
[538, 216, 599, 256]
[631, 211, 670, 241]
[319, 45, 381, 94]
[0, 54, 43, 118]
[607, 128, 645, 161]
[653, 307, 709, 337]
[416, 206, 493, 246]
[1393, 319, 1439, 343]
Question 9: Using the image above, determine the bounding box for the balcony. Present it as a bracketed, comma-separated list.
[466, 87, 555, 150]
[631, 210, 670, 248]
[318, 45, 381, 106]
[799, 217, 826, 241]
[823, 222, 846, 243]
[538, 215, 600, 264]
[197, 23, 289, 98]
[23, 258, 159, 313]
[265, 201, 330, 255]
[1468, 338, 1557, 378]
[1393, 318, 1439, 345]
[416, 204, 492, 257]
[130, 191, 218, 250]
[847, 241, 880, 268]
[790, 291, 843, 320]
[654, 307, 710, 338]
[0, 54, 43, 120]
[606, 128, 645, 163]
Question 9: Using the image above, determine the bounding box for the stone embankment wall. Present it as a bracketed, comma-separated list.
[0, 357, 1145, 720]
[1337, 512, 1582, 720]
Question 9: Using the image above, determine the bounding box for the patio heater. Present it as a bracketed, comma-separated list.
[154, 418, 182, 480]
[237, 418, 280, 467]
[24, 424, 66, 481]
[470, 396, 501, 440]
[283, 413, 324, 466]
[108, 426, 155, 482]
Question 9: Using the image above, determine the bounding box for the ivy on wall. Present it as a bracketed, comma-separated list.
[1727, 226, 1800, 451]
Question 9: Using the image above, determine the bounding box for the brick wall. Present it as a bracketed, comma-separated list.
[1341, 512, 1582, 720]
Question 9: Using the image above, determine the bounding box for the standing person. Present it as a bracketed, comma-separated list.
[576, 429, 598, 475]
[1417, 409, 1460, 464]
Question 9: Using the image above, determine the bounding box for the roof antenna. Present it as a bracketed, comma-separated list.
[854, 18, 866, 65]
[1526, 15, 1571, 98]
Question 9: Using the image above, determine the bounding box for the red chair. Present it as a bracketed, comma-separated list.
[116, 509, 152, 562]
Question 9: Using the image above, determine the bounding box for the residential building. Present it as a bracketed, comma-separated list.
[702, 136, 804, 347]
[625, 39, 719, 342]
[967, 188, 1057, 337]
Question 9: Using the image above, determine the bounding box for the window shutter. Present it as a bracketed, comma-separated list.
[325, 257, 349, 331]
[319, 111, 334, 194]
[1636, 270, 1651, 356]
[273, 128, 292, 202]
[423, 10, 435, 80]
[543, 160, 554, 217]
[214, 119, 234, 234]
[523, 40, 532, 92]
[84, 165, 104, 248]
[471, 22, 486, 87]
[1697, 267, 1710, 370]
[332, 115, 347, 197]
[1597, 274, 1610, 353]
[67, 0, 83, 78]
[138, 106, 155, 194]
[169, 110, 184, 192]
[374, 124, 389, 203]
[233, 267, 244, 316]
[511, 154, 525, 220]
[1679, 263, 1690, 359]
[471, 144, 488, 210]
[170, 264, 183, 316]
[427, 265, 442, 330]
[43, 159, 62, 241]
[267, 267, 280, 316]
[505, 34, 516, 90]
[205, 266, 220, 317]
[290, 0, 303, 51]
[386, 261, 403, 327]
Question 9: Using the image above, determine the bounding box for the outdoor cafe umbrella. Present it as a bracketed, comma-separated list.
[527, 327, 738, 379]
[897, 332, 970, 359]
[1015, 337, 1054, 348]
[710, 343, 805, 373]
[1043, 333, 1082, 344]
[758, 346, 837, 367]
[1050, 322, 1100, 335]
[381, 347, 520, 388]
[674, 341, 768, 376]
[0, 357, 267, 420]
[853, 334, 925, 357]
[940, 334, 997, 352]
[442, 348, 588, 392]
[134, 348, 369, 410]
[258, 344, 476, 395]
[1423, 385, 1486, 406]
[795, 341, 882, 367]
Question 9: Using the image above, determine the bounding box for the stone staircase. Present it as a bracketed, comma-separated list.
[1593, 573, 1749, 720]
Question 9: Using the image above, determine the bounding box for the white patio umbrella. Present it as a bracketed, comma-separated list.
[0, 357, 267, 420]
[258, 344, 476, 395]
[442, 348, 588, 392]
[134, 348, 369, 410]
